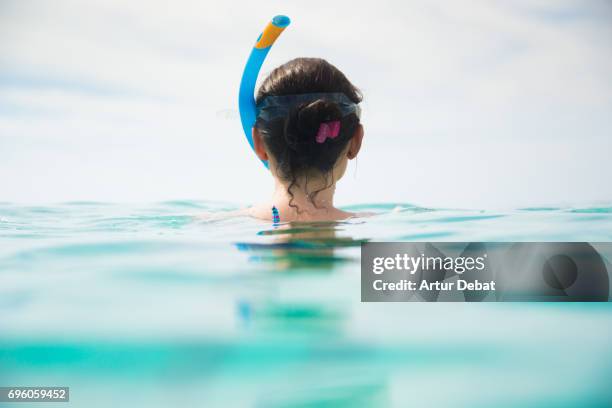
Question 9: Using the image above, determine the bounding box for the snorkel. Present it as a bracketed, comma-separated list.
[238, 15, 291, 168]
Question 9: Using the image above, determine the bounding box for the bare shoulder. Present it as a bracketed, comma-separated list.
[349, 211, 377, 219]
[194, 206, 375, 222]
[247, 204, 273, 221]
[195, 207, 252, 221]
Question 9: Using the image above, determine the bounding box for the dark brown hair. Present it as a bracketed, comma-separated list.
[255, 58, 362, 210]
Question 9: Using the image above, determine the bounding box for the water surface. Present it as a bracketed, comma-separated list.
[1, 201, 611, 407]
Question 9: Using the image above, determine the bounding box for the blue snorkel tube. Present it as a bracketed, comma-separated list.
[238, 15, 291, 168]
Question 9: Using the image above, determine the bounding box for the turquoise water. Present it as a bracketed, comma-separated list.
[1, 201, 611, 407]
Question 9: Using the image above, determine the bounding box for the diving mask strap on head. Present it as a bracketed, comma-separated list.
[238, 15, 291, 169]
[255, 92, 361, 122]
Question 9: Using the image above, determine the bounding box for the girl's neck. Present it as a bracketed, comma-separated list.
[270, 178, 342, 221]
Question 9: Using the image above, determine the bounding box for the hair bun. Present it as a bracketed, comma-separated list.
[295, 99, 342, 140]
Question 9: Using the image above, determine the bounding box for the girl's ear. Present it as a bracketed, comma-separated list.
[347, 124, 364, 159]
[252, 128, 269, 161]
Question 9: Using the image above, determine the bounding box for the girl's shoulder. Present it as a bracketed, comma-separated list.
[349, 211, 376, 219]
[195, 207, 377, 222]
[195, 207, 253, 221]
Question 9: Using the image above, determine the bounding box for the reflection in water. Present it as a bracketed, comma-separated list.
[234, 221, 366, 338]
[236, 221, 367, 272]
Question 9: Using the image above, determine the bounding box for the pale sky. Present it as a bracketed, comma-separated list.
[1, 0, 611, 209]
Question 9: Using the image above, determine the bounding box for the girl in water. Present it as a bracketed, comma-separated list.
[247, 57, 365, 222]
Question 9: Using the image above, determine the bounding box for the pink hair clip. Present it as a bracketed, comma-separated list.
[315, 120, 341, 144]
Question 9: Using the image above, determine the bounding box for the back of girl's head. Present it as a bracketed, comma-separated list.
[255, 58, 362, 191]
